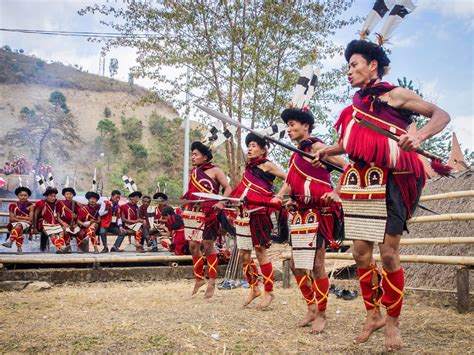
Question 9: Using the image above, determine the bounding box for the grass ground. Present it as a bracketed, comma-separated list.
[0, 280, 472, 353]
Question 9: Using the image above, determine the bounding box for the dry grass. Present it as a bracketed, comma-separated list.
[0, 280, 472, 353]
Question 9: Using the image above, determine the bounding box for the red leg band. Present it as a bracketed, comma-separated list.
[10, 227, 24, 248]
[295, 273, 316, 305]
[313, 276, 329, 312]
[206, 253, 218, 279]
[381, 267, 404, 318]
[192, 255, 205, 280]
[357, 263, 382, 311]
[135, 229, 143, 245]
[243, 260, 259, 288]
[51, 235, 65, 249]
[87, 227, 97, 246]
[260, 262, 274, 293]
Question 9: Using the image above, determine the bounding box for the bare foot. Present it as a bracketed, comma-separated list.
[384, 315, 402, 351]
[298, 305, 317, 327]
[353, 309, 386, 345]
[244, 288, 262, 307]
[204, 278, 216, 299]
[256, 291, 275, 310]
[310, 311, 326, 334]
[191, 279, 206, 295]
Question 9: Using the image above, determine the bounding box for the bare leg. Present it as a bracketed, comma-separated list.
[241, 250, 261, 306]
[203, 240, 217, 299]
[353, 240, 386, 344]
[291, 256, 317, 327]
[380, 234, 403, 351]
[311, 248, 327, 334]
[255, 247, 274, 310]
[189, 241, 206, 295]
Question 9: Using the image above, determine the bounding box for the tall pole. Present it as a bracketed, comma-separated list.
[182, 67, 191, 194]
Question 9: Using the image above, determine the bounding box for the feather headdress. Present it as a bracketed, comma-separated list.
[360, 0, 417, 45]
[290, 64, 319, 110]
[203, 120, 237, 150]
[122, 175, 138, 193]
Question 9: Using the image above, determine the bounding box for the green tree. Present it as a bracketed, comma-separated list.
[148, 112, 169, 136]
[97, 118, 116, 137]
[79, 1, 358, 184]
[109, 58, 119, 78]
[128, 142, 148, 160]
[397, 77, 452, 160]
[49, 91, 70, 113]
[121, 117, 143, 140]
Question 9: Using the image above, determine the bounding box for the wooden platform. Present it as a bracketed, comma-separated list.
[0, 250, 193, 267]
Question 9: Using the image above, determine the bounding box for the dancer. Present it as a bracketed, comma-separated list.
[182, 141, 232, 298]
[231, 133, 286, 309]
[316, 39, 450, 349]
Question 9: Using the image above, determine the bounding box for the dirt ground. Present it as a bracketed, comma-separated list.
[0, 280, 472, 353]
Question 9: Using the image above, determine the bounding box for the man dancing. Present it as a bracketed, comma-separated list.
[3, 187, 34, 254]
[182, 141, 232, 298]
[273, 106, 347, 334]
[231, 133, 286, 309]
[316, 40, 450, 350]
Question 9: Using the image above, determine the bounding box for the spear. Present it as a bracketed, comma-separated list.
[195, 104, 344, 173]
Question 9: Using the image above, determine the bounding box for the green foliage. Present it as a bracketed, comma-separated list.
[148, 111, 168, 136]
[97, 118, 116, 137]
[79, 0, 358, 183]
[104, 106, 112, 118]
[20, 106, 35, 119]
[464, 149, 474, 166]
[49, 90, 70, 113]
[397, 77, 452, 160]
[128, 142, 148, 160]
[2, 45, 12, 52]
[121, 117, 143, 141]
[109, 58, 119, 78]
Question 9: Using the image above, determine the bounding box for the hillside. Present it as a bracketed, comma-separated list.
[0, 49, 201, 198]
[0, 48, 147, 93]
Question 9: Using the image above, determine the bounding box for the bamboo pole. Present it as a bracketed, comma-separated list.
[0, 254, 193, 265]
[420, 190, 474, 202]
[0, 198, 39, 203]
[341, 236, 474, 247]
[281, 252, 474, 266]
[409, 213, 474, 223]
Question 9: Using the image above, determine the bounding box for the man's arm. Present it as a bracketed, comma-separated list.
[120, 208, 141, 225]
[388, 87, 450, 151]
[312, 142, 349, 170]
[215, 168, 232, 197]
[264, 161, 287, 180]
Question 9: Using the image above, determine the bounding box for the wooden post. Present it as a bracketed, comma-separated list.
[282, 259, 291, 289]
[457, 267, 471, 313]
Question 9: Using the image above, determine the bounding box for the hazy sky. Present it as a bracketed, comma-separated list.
[1, 0, 473, 150]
